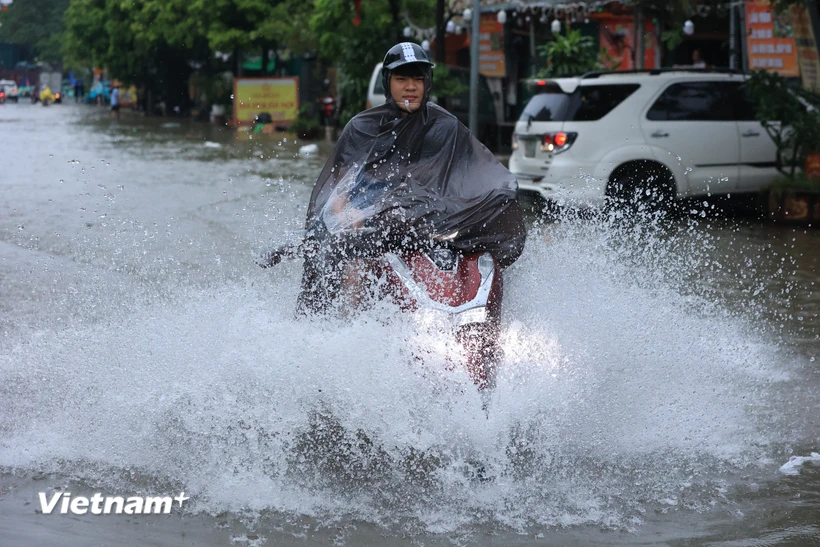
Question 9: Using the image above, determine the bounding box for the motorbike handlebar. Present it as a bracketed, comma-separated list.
[256, 219, 457, 269]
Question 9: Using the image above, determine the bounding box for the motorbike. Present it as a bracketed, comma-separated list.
[37, 86, 56, 106]
[257, 166, 503, 389]
[319, 95, 336, 127]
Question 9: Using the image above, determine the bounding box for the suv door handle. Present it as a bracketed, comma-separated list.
[742, 130, 760, 137]
[651, 130, 669, 138]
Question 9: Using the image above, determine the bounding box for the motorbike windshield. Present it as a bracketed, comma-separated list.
[318, 162, 396, 234]
[305, 102, 526, 267]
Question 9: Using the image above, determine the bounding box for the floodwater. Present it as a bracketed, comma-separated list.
[1, 103, 818, 546]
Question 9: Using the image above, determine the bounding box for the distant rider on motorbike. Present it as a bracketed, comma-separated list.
[297, 42, 527, 315]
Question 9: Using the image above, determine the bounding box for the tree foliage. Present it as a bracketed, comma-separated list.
[311, 0, 398, 123]
[769, 0, 811, 15]
[310, 0, 435, 124]
[60, 0, 441, 119]
[0, 0, 69, 62]
[63, 0, 318, 109]
[537, 29, 602, 78]
[747, 69, 820, 180]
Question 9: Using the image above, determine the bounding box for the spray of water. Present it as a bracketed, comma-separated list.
[0, 208, 795, 536]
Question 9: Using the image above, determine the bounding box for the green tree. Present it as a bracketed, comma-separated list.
[64, 0, 204, 110]
[0, 0, 69, 62]
[769, 0, 811, 14]
[537, 29, 602, 77]
[64, 0, 316, 111]
[747, 69, 820, 180]
[310, 0, 436, 123]
[311, 0, 403, 123]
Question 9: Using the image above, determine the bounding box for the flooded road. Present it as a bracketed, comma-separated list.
[1, 102, 819, 546]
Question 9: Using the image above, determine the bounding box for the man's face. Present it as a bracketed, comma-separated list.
[390, 71, 424, 113]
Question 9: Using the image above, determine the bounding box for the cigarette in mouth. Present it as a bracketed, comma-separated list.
[404, 99, 410, 109]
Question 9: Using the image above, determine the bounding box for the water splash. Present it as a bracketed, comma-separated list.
[0, 211, 795, 536]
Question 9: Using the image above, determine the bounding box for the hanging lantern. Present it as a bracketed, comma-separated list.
[446, 20, 456, 33]
[683, 20, 695, 35]
[421, 40, 430, 51]
[497, 11, 507, 24]
[551, 19, 561, 34]
[463, 8, 472, 22]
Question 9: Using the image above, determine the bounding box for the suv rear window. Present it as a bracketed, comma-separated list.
[519, 84, 640, 122]
[520, 91, 574, 122]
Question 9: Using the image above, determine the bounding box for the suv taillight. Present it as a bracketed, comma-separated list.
[541, 132, 577, 154]
[512, 132, 519, 150]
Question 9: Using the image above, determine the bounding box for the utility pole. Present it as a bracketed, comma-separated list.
[436, 0, 446, 64]
[469, 0, 480, 134]
[730, 0, 737, 69]
[634, 1, 644, 69]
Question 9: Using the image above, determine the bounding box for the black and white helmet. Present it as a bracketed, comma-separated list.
[381, 42, 435, 100]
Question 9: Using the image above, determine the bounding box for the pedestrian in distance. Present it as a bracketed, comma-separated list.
[110, 83, 120, 120]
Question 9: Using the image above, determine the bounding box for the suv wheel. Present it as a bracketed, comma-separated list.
[606, 161, 676, 214]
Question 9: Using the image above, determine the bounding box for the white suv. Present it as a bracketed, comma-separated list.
[509, 70, 778, 208]
[0, 79, 19, 103]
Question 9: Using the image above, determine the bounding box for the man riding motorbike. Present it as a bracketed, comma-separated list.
[296, 42, 526, 315]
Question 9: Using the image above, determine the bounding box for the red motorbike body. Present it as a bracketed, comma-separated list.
[374, 249, 504, 389]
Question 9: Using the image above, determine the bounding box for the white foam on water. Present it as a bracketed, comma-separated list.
[779, 453, 820, 475]
[298, 144, 319, 156]
[0, 214, 797, 536]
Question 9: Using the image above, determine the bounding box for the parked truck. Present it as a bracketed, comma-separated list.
[32, 71, 63, 103]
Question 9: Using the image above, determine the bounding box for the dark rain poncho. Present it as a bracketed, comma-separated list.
[298, 102, 526, 312]
[306, 103, 525, 260]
